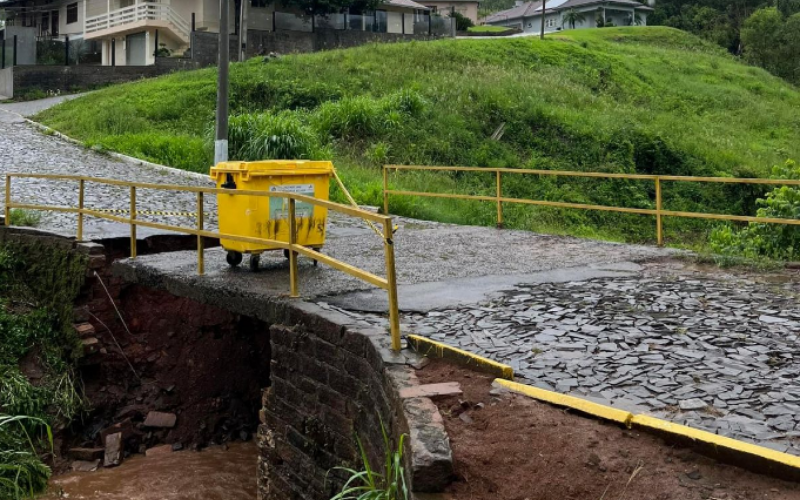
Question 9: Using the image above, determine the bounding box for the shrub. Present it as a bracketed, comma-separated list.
[7, 210, 41, 228]
[452, 11, 474, 31]
[710, 159, 800, 261]
[227, 112, 323, 160]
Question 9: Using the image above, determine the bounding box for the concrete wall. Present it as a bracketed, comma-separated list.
[4, 26, 37, 65]
[0, 67, 13, 98]
[423, 1, 479, 23]
[6, 58, 198, 97]
[59, 0, 85, 36]
[190, 27, 444, 62]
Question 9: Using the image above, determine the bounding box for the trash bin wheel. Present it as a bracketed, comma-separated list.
[249, 254, 260, 272]
[284, 248, 320, 267]
[226, 251, 243, 267]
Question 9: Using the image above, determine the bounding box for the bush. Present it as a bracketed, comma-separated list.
[710, 159, 800, 261]
[227, 112, 323, 160]
[7, 210, 41, 227]
[452, 11, 474, 31]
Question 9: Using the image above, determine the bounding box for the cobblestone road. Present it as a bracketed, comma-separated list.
[0, 116, 218, 238]
[342, 265, 800, 455]
[6, 99, 800, 459]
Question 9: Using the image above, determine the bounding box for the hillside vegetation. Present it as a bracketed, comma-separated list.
[37, 27, 800, 245]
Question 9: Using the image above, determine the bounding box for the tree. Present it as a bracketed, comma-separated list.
[451, 11, 474, 31]
[561, 8, 586, 29]
[742, 7, 788, 74]
[777, 0, 800, 17]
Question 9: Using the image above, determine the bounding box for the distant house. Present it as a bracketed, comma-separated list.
[483, 0, 653, 33]
[420, 0, 480, 24]
[0, 0, 443, 66]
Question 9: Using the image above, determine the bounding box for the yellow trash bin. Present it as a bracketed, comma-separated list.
[210, 160, 334, 271]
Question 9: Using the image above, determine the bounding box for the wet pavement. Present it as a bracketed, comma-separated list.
[340, 263, 800, 455]
[0, 100, 217, 240]
[6, 96, 800, 465]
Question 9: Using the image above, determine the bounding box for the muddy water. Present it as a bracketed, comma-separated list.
[48, 442, 257, 500]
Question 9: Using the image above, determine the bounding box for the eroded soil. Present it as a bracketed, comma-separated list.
[418, 361, 800, 500]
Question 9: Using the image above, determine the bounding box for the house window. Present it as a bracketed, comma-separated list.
[67, 3, 78, 24]
[545, 17, 556, 28]
[51, 10, 60, 35]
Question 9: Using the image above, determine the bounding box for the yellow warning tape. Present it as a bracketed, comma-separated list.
[88, 208, 213, 218]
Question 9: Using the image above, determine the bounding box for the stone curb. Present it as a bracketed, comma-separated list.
[407, 334, 514, 380]
[495, 378, 633, 427]
[496, 377, 800, 482]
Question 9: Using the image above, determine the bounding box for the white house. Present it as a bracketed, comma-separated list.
[483, 0, 653, 33]
[1, 0, 436, 66]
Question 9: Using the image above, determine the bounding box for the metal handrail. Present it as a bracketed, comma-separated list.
[383, 165, 800, 247]
[4, 173, 402, 351]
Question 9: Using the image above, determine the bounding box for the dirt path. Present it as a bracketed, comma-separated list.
[418, 360, 800, 500]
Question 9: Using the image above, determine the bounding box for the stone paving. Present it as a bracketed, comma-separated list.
[0, 115, 219, 238]
[342, 270, 800, 455]
[6, 98, 800, 458]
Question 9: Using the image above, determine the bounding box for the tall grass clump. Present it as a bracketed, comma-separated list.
[0, 245, 88, 498]
[227, 112, 324, 160]
[330, 422, 408, 500]
[0, 415, 53, 499]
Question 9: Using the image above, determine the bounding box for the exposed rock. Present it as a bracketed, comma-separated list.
[104, 432, 123, 467]
[144, 411, 177, 429]
[71, 459, 101, 472]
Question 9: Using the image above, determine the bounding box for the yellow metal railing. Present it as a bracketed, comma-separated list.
[383, 165, 800, 246]
[4, 174, 402, 351]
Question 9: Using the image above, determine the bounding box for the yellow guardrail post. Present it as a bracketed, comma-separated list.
[655, 177, 663, 247]
[288, 198, 299, 298]
[496, 169, 503, 229]
[383, 166, 390, 215]
[77, 179, 85, 241]
[130, 186, 137, 258]
[197, 192, 204, 275]
[4, 175, 10, 226]
[383, 217, 401, 351]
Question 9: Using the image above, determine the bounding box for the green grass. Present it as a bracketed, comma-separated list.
[466, 25, 514, 33]
[7, 210, 41, 228]
[35, 27, 800, 246]
[0, 246, 87, 498]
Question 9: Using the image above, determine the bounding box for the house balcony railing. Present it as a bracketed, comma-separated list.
[85, 2, 191, 40]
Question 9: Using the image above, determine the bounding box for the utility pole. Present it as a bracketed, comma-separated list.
[215, 0, 230, 166]
[540, 0, 546, 40]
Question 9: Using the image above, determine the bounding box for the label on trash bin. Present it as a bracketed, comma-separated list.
[269, 184, 315, 219]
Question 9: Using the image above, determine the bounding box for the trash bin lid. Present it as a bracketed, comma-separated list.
[210, 160, 334, 177]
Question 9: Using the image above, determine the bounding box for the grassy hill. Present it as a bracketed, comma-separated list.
[37, 27, 800, 245]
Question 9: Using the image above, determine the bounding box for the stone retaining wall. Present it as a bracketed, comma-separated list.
[0, 226, 454, 500]
[6, 58, 198, 98]
[260, 308, 452, 499]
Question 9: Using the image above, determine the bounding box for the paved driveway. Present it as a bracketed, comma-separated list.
[0, 98, 217, 239]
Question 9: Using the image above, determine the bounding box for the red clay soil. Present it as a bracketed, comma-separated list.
[417, 361, 800, 500]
